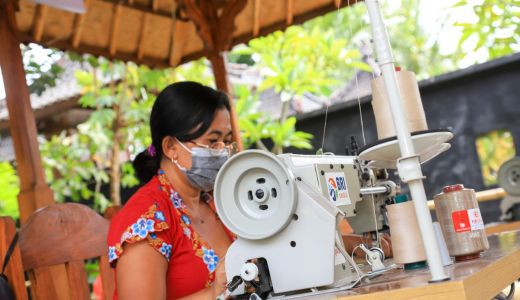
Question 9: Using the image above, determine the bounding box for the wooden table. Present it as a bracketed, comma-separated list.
[304, 230, 520, 300]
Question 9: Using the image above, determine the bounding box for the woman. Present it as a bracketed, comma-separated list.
[108, 81, 236, 299]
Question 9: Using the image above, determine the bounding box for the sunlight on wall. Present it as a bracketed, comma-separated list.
[476, 130, 516, 186]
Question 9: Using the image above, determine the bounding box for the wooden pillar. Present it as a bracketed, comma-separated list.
[0, 0, 55, 223]
[179, 0, 246, 151]
[208, 52, 243, 150]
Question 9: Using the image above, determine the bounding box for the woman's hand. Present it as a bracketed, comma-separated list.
[211, 258, 228, 299]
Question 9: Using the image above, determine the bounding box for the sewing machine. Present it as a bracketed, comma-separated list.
[212, 0, 458, 296]
[214, 150, 398, 299]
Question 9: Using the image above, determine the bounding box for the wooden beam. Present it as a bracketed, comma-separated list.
[232, 0, 359, 46]
[169, 20, 188, 67]
[0, 0, 55, 223]
[217, 0, 248, 50]
[0, 97, 82, 132]
[179, 0, 214, 48]
[33, 4, 48, 42]
[151, 0, 158, 11]
[18, 0, 360, 70]
[252, 0, 260, 37]
[137, 13, 149, 60]
[100, 0, 172, 18]
[334, 0, 342, 8]
[286, 0, 293, 25]
[71, 0, 89, 48]
[109, 4, 122, 56]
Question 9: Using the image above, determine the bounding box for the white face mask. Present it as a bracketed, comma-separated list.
[173, 140, 229, 192]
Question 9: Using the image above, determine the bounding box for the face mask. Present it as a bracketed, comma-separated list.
[174, 140, 229, 192]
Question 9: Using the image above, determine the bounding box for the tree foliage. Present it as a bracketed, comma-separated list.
[23, 44, 64, 95]
[39, 56, 214, 210]
[235, 25, 369, 153]
[452, 0, 520, 64]
[305, 0, 457, 79]
[235, 85, 313, 152]
[0, 162, 19, 219]
[245, 26, 370, 97]
[476, 130, 516, 186]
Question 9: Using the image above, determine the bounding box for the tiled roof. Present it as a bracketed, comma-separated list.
[0, 60, 115, 125]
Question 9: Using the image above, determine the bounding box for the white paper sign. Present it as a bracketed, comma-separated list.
[468, 208, 484, 231]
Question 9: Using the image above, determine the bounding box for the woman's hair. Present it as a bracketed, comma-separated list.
[133, 81, 231, 184]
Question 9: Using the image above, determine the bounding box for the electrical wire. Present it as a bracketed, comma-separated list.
[320, 104, 329, 152]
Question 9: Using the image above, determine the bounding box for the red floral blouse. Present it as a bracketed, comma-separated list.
[107, 170, 233, 299]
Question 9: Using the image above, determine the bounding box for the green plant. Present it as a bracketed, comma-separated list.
[306, 0, 457, 79]
[0, 161, 20, 219]
[40, 55, 214, 210]
[476, 130, 516, 186]
[452, 0, 520, 65]
[236, 25, 369, 153]
[23, 44, 65, 96]
[234, 85, 313, 152]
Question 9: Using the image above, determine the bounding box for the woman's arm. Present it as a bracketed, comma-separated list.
[117, 242, 227, 300]
[116, 242, 168, 300]
[177, 258, 227, 300]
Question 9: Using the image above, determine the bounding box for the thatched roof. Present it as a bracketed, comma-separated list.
[15, 0, 358, 68]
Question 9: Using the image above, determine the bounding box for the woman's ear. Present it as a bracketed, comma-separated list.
[162, 136, 178, 161]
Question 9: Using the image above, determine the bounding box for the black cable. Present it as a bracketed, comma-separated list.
[493, 282, 516, 300]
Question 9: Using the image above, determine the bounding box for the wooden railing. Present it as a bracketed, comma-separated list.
[427, 187, 506, 210]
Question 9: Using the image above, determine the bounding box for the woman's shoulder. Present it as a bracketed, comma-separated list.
[107, 176, 176, 264]
[110, 176, 174, 225]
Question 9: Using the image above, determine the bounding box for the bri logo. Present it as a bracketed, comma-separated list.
[328, 178, 338, 201]
[327, 175, 347, 202]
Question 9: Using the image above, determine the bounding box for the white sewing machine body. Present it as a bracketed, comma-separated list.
[214, 150, 396, 298]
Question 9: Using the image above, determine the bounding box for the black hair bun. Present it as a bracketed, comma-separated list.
[133, 150, 159, 184]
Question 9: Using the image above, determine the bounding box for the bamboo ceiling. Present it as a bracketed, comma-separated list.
[14, 0, 358, 68]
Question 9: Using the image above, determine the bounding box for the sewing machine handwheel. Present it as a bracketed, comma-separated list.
[214, 150, 297, 240]
[365, 247, 385, 265]
[498, 157, 520, 196]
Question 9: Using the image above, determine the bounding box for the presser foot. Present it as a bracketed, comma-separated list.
[225, 258, 274, 300]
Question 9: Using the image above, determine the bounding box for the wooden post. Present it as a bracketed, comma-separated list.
[179, 0, 247, 151]
[0, 0, 55, 223]
[208, 52, 243, 151]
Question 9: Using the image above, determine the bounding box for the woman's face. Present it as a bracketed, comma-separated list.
[175, 108, 232, 170]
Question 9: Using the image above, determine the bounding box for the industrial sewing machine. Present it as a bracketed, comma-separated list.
[214, 150, 399, 299]
[212, 0, 459, 297]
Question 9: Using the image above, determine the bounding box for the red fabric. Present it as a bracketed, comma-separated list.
[107, 173, 233, 299]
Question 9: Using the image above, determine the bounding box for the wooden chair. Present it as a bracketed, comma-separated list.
[1, 203, 115, 300]
[0, 216, 28, 300]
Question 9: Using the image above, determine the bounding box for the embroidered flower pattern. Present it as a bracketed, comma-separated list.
[171, 190, 184, 208]
[108, 246, 117, 262]
[181, 214, 191, 225]
[183, 227, 192, 238]
[108, 204, 171, 263]
[155, 211, 166, 222]
[131, 218, 155, 239]
[202, 247, 219, 272]
[157, 171, 223, 286]
[160, 242, 173, 258]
